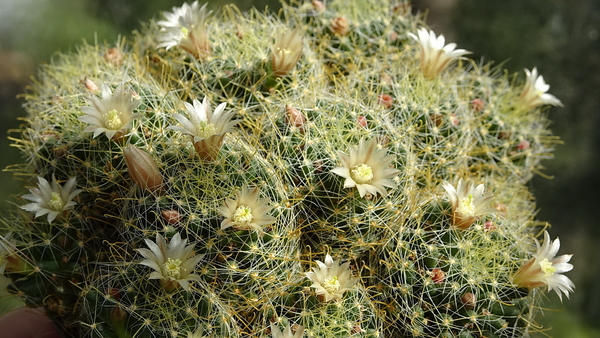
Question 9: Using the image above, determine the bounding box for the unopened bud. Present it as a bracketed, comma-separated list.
[378, 94, 394, 108]
[330, 17, 350, 36]
[162, 210, 182, 225]
[82, 77, 99, 92]
[471, 98, 485, 112]
[311, 0, 325, 12]
[124, 145, 163, 194]
[285, 105, 306, 130]
[357, 115, 368, 129]
[104, 47, 123, 66]
[461, 292, 477, 309]
[431, 268, 445, 284]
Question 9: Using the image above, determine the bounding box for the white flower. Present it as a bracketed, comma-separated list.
[306, 254, 358, 302]
[512, 231, 574, 301]
[271, 322, 304, 338]
[157, 1, 211, 59]
[271, 29, 303, 76]
[218, 187, 276, 231]
[79, 84, 141, 140]
[519, 67, 563, 110]
[442, 179, 495, 229]
[21, 176, 81, 223]
[137, 232, 203, 292]
[408, 28, 470, 79]
[169, 97, 239, 161]
[331, 138, 400, 198]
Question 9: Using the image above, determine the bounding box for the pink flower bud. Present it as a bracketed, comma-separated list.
[517, 139, 530, 150]
[357, 115, 368, 129]
[285, 105, 306, 130]
[378, 94, 394, 108]
[124, 145, 163, 194]
[471, 98, 485, 112]
[431, 268, 445, 284]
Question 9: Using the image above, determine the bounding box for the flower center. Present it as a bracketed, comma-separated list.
[350, 163, 374, 184]
[322, 276, 341, 294]
[163, 257, 184, 280]
[232, 205, 253, 227]
[196, 121, 217, 139]
[180, 27, 190, 37]
[458, 194, 476, 217]
[539, 258, 556, 277]
[104, 109, 123, 130]
[48, 192, 64, 211]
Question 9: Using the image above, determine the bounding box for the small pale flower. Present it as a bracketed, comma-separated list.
[271, 29, 303, 76]
[21, 176, 81, 223]
[331, 138, 400, 198]
[79, 84, 141, 140]
[271, 322, 304, 338]
[442, 179, 495, 229]
[137, 232, 203, 292]
[519, 67, 563, 110]
[306, 254, 358, 302]
[218, 187, 276, 231]
[512, 231, 574, 301]
[157, 1, 211, 59]
[408, 28, 470, 79]
[169, 97, 239, 161]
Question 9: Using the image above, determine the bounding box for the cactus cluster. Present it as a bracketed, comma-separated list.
[0, 0, 573, 337]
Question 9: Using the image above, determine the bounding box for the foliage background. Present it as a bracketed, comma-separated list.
[0, 0, 598, 337]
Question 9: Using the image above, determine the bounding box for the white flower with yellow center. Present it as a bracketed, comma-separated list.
[137, 232, 203, 292]
[271, 28, 303, 76]
[157, 1, 212, 59]
[442, 179, 495, 229]
[169, 97, 239, 161]
[271, 322, 304, 338]
[518, 67, 563, 110]
[331, 138, 400, 198]
[21, 176, 81, 223]
[512, 231, 574, 301]
[408, 28, 470, 79]
[79, 84, 141, 140]
[218, 187, 276, 231]
[305, 254, 358, 302]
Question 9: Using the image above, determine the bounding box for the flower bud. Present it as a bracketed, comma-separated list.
[104, 47, 123, 66]
[330, 17, 350, 36]
[378, 94, 393, 108]
[311, 0, 325, 12]
[124, 145, 163, 194]
[271, 29, 303, 76]
[461, 292, 477, 309]
[285, 104, 306, 130]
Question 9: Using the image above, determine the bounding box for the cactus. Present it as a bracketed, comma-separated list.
[0, 0, 574, 337]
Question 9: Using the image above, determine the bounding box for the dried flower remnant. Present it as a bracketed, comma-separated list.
[519, 67, 563, 110]
[306, 254, 358, 302]
[79, 84, 141, 140]
[124, 145, 164, 194]
[512, 231, 574, 301]
[157, 1, 212, 59]
[442, 179, 495, 229]
[408, 28, 470, 79]
[271, 29, 303, 76]
[330, 17, 350, 36]
[137, 232, 203, 292]
[331, 138, 400, 198]
[218, 187, 276, 231]
[21, 176, 81, 223]
[169, 97, 239, 161]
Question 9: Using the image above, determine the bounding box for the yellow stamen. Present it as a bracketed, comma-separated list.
[540, 258, 556, 277]
[322, 276, 341, 294]
[350, 163, 374, 184]
[104, 109, 123, 130]
[163, 257, 184, 279]
[48, 192, 64, 211]
[232, 205, 253, 227]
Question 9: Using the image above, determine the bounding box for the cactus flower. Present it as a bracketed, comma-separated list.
[79, 84, 141, 140]
[442, 179, 495, 229]
[512, 231, 574, 301]
[157, 1, 212, 59]
[271, 322, 304, 338]
[408, 28, 470, 79]
[137, 232, 203, 292]
[218, 187, 276, 231]
[306, 254, 358, 302]
[21, 176, 81, 223]
[123, 145, 164, 194]
[519, 67, 563, 110]
[169, 97, 239, 161]
[331, 138, 400, 198]
[271, 29, 303, 76]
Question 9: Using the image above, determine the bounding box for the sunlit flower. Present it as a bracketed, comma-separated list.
[331, 138, 400, 198]
[408, 28, 470, 79]
[124, 145, 164, 194]
[137, 232, 203, 292]
[21, 176, 81, 223]
[519, 67, 563, 110]
[512, 231, 574, 301]
[218, 187, 276, 231]
[79, 84, 141, 140]
[157, 1, 212, 59]
[271, 29, 303, 76]
[306, 254, 358, 302]
[271, 322, 304, 338]
[442, 179, 495, 229]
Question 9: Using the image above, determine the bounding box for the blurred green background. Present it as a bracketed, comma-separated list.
[0, 1, 598, 337]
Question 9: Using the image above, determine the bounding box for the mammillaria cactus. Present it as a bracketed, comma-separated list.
[0, 0, 573, 337]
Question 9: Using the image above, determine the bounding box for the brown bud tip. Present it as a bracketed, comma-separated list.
[330, 17, 350, 36]
[104, 47, 123, 66]
[285, 105, 306, 129]
[124, 145, 163, 194]
[311, 0, 325, 12]
[162, 210, 182, 225]
[378, 94, 394, 108]
[471, 98, 485, 112]
[431, 268, 445, 284]
[461, 292, 477, 309]
[82, 77, 99, 92]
